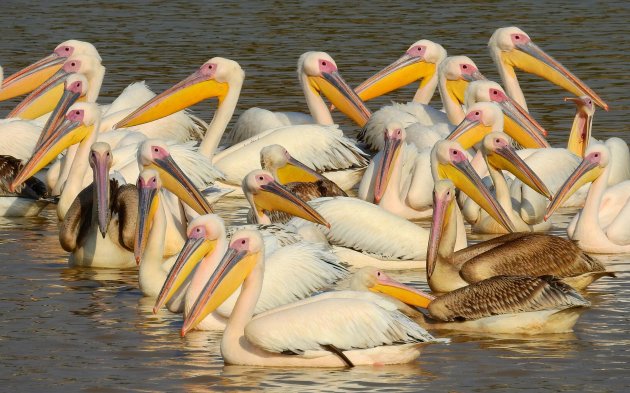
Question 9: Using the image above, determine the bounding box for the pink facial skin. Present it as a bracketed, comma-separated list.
[62, 59, 82, 73]
[188, 225, 207, 239]
[54, 45, 75, 57]
[449, 148, 468, 164]
[510, 33, 531, 45]
[406, 45, 426, 58]
[460, 63, 478, 76]
[318, 59, 337, 74]
[199, 62, 218, 78]
[66, 109, 84, 122]
[489, 88, 508, 103]
[66, 80, 83, 94]
[137, 175, 158, 190]
[150, 145, 170, 160]
[230, 237, 250, 251]
[465, 109, 483, 122]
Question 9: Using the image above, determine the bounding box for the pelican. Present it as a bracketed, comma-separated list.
[0, 40, 100, 101]
[59, 142, 137, 268]
[489, 26, 608, 111]
[352, 266, 590, 335]
[180, 228, 444, 367]
[153, 214, 347, 332]
[0, 155, 50, 217]
[428, 179, 613, 293]
[114, 55, 369, 191]
[356, 53, 486, 151]
[290, 139, 516, 269]
[461, 132, 553, 233]
[546, 143, 630, 253]
[228, 53, 370, 143]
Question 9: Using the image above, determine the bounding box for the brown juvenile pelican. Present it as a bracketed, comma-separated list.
[0, 155, 50, 217]
[427, 179, 613, 293]
[351, 266, 590, 335]
[59, 142, 138, 268]
[257, 144, 346, 224]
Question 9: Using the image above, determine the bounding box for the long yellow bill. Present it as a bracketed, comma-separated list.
[544, 152, 603, 220]
[436, 148, 516, 233]
[181, 243, 259, 336]
[489, 88, 550, 147]
[373, 133, 402, 203]
[370, 271, 435, 308]
[153, 228, 217, 314]
[504, 40, 608, 110]
[114, 65, 229, 129]
[565, 97, 593, 157]
[427, 180, 456, 279]
[274, 156, 324, 184]
[254, 180, 330, 227]
[135, 173, 160, 264]
[308, 70, 371, 127]
[0, 53, 65, 100]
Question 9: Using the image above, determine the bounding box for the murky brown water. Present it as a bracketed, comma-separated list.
[0, 1, 629, 391]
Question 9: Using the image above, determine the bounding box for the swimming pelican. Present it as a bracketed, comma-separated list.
[488, 26, 608, 111]
[228, 52, 370, 143]
[0, 155, 50, 217]
[546, 143, 630, 253]
[356, 54, 486, 150]
[461, 132, 552, 233]
[59, 142, 137, 268]
[0, 40, 100, 101]
[153, 214, 347, 332]
[352, 266, 590, 335]
[180, 228, 443, 367]
[428, 179, 613, 293]
[113, 56, 369, 191]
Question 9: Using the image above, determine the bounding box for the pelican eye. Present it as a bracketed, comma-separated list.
[462, 64, 468, 69]
[258, 176, 264, 181]
[241, 239, 246, 244]
[475, 111, 480, 116]
[153, 147, 159, 153]
[495, 138, 500, 143]
[377, 271, 381, 277]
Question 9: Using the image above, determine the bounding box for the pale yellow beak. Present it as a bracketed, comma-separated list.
[370, 271, 435, 308]
[274, 156, 325, 184]
[135, 176, 161, 264]
[308, 70, 371, 127]
[0, 53, 65, 101]
[114, 67, 229, 128]
[181, 245, 259, 336]
[373, 134, 402, 203]
[253, 180, 330, 227]
[565, 97, 593, 157]
[502, 40, 608, 110]
[427, 181, 455, 279]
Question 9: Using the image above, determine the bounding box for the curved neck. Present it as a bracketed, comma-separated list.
[199, 78, 243, 158]
[300, 77, 333, 125]
[575, 165, 609, 240]
[413, 71, 439, 104]
[485, 160, 513, 214]
[438, 78, 465, 125]
[490, 49, 528, 111]
[185, 233, 228, 315]
[58, 119, 101, 219]
[221, 257, 264, 354]
[87, 65, 106, 103]
[53, 144, 79, 195]
[429, 202, 469, 292]
[379, 150, 404, 206]
[139, 200, 167, 296]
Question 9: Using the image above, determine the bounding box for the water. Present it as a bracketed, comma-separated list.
[0, 1, 629, 391]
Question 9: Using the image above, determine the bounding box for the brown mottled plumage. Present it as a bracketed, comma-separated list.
[0, 155, 48, 199]
[59, 179, 138, 252]
[456, 233, 614, 287]
[428, 275, 589, 322]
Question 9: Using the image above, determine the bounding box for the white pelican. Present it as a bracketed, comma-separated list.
[153, 214, 347, 332]
[0, 40, 100, 102]
[352, 266, 590, 335]
[181, 228, 443, 367]
[427, 179, 613, 293]
[461, 132, 553, 233]
[546, 143, 630, 253]
[488, 26, 608, 111]
[228, 52, 370, 143]
[114, 56, 369, 191]
[58, 142, 137, 268]
[356, 53, 486, 151]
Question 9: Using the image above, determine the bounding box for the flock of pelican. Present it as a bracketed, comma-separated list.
[0, 26, 625, 368]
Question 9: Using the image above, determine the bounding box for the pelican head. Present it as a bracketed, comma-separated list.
[438, 55, 486, 105]
[0, 40, 99, 101]
[427, 179, 457, 279]
[352, 39, 447, 104]
[566, 96, 595, 157]
[115, 57, 243, 129]
[182, 228, 264, 336]
[481, 132, 552, 200]
[489, 26, 607, 110]
[545, 143, 609, 220]
[350, 267, 435, 308]
[299, 51, 371, 126]
[447, 102, 502, 149]
[8, 54, 103, 120]
[10, 102, 100, 192]
[243, 169, 330, 227]
[260, 144, 324, 184]
[154, 214, 227, 315]
[464, 80, 549, 147]
[138, 139, 213, 215]
[373, 122, 405, 203]
[89, 142, 114, 238]
[431, 140, 515, 232]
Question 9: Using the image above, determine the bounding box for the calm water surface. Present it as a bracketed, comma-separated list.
[0, 1, 629, 391]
